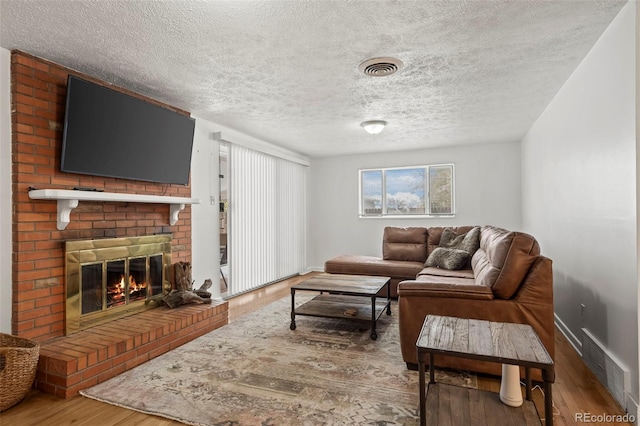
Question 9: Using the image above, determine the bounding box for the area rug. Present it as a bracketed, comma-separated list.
[81, 294, 476, 425]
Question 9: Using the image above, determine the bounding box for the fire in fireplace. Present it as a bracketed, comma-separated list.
[66, 235, 172, 334]
[79, 255, 163, 314]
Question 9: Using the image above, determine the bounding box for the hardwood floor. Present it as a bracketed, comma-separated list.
[0, 273, 631, 425]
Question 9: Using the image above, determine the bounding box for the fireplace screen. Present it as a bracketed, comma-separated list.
[66, 235, 172, 334]
[79, 256, 163, 315]
[106, 260, 127, 308]
[81, 263, 102, 315]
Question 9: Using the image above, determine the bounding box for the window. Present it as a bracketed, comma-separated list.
[359, 164, 454, 217]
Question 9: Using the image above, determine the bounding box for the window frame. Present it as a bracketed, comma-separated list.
[358, 163, 455, 218]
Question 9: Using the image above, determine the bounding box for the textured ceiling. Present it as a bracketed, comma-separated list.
[0, 0, 628, 158]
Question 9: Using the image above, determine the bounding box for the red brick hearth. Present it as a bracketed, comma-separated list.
[37, 302, 228, 398]
[11, 51, 228, 397]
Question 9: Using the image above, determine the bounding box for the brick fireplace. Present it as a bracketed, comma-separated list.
[10, 51, 228, 397]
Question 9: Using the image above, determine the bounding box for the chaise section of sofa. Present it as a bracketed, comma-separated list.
[324, 254, 424, 297]
[324, 227, 429, 297]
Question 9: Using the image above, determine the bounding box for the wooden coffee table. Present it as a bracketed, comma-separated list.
[417, 315, 554, 426]
[290, 274, 391, 340]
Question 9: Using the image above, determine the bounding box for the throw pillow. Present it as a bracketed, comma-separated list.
[440, 226, 480, 256]
[425, 247, 470, 270]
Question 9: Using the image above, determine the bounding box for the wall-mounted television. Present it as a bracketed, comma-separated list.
[61, 76, 195, 185]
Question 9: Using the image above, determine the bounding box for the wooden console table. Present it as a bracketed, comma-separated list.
[417, 315, 554, 426]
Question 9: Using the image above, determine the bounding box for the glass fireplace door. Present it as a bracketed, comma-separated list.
[81, 263, 103, 315]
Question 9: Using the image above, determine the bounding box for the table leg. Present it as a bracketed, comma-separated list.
[370, 296, 377, 340]
[429, 353, 435, 384]
[418, 353, 426, 426]
[544, 380, 553, 425]
[386, 280, 391, 315]
[289, 288, 296, 330]
[525, 367, 531, 400]
[543, 367, 554, 426]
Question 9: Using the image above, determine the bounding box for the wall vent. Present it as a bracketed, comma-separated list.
[582, 328, 630, 409]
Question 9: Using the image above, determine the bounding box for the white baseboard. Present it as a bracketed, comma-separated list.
[554, 313, 582, 356]
[626, 394, 639, 425]
[304, 266, 324, 274]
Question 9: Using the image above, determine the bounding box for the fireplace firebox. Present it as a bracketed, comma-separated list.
[65, 235, 172, 334]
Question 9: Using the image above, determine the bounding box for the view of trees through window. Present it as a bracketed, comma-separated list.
[360, 165, 454, 216]
[429, 166, 453, 214]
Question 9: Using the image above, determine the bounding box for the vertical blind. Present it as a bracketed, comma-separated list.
[228, 143, 306, 295]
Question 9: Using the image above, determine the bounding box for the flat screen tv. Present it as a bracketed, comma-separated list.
[61, 76, 195, 185]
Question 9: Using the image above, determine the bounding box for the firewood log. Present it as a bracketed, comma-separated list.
[194, 279, 212, 299]
[198, 279, 212, 291]
[174, 262, 193, 291]
[194, 290, 211, 299]
[162, 289, 212, 309]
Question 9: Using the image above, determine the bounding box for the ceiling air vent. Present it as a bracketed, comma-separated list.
[359, 57, 404, 77]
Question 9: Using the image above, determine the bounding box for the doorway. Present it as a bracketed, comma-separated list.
[219, 142, 229, 296]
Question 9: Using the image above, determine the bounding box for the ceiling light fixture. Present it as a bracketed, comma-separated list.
[361, 120, 387, 135]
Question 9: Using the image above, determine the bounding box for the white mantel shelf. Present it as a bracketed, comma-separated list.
[28, 189, 201, 230]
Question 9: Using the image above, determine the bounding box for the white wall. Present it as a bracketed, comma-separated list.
[522, 0, 637, 410]
[307, 141, 522, 270]
[637, 0, 640, 419]
[1, 48, 11, 333]
[190, 117, 221, 296]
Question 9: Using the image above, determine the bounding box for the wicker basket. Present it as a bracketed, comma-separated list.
[0, 333, 40, 412]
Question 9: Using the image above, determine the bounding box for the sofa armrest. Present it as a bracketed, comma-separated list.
[398, 279, 494, 300]
[512, 256, 553, 306]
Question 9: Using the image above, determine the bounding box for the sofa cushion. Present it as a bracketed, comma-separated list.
[399, 275, 494, 300]
[324, 254, 424, 279]
[426, 226, 475, 257]
[425, 247, 469, 270]
[382, 227, 428, 262]
[426, 226, 480, 270]
[418, 267, 474, 279]
[471, 226, 540, 299]
[440, 226, 480, 255]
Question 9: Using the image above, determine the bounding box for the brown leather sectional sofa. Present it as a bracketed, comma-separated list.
[324, 225, 554, 378]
